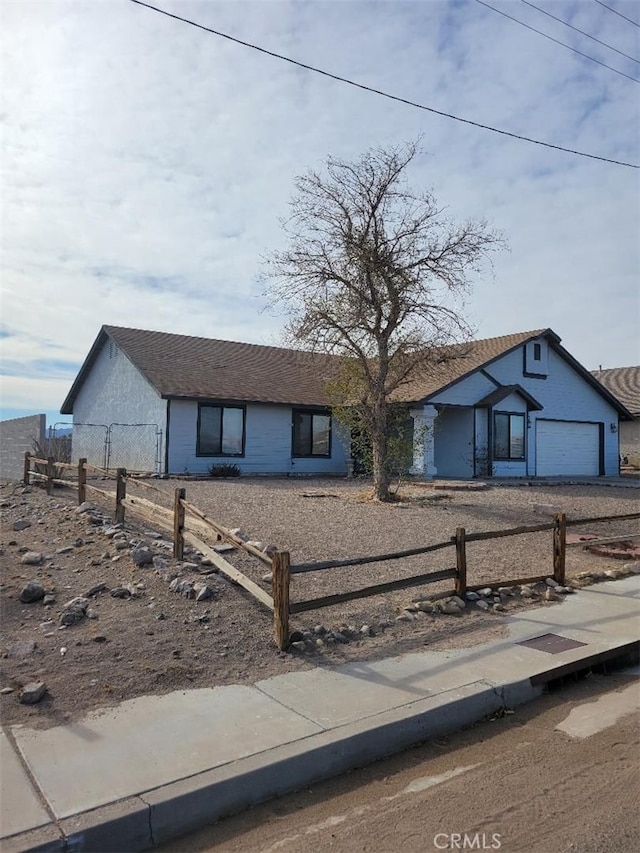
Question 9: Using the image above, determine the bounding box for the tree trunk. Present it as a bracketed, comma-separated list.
[371, 397, 391, 501]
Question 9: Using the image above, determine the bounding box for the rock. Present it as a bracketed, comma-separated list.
[479, 587, 493, 597]
[476, 600, 490, 611]
[544, 588, 562, 602]
[395, 612, 414, 623]
[313, 624, 327, 635]
[143, 531, 163, 539]
[403, 603, 419, 613]
[451, 595, 466, 609]
[438, 600, 462, 615]
[492, 603, 506, 612]
[261, 573, 273, 585]
[63, 596, 89, 612]
[214, 542, 236, 553]
[195, 584, 213, 602]
[625, 561, 640, 575]
[19, 582, 45, 603]
[152, 556, 170, 571]
[86, 608, 98, 619]
[1, 687, 14, 695]
[332, 630, 350, 643]
[56, 546, 74, 554]
[604, 568, 623, 580]
[417, 600, 435, 613]
[75, 502, 94, 514]
[109, 587, 129, 599]
[19, 682, 47, 704]
[12, 519, 31, 531]
[291, 641, 307, 652]
[86, 583, 108, 597]
[104, 527, 121, 539]
[520, 587, 536, 598]
[7, 640, 37, 657]
[246, 540, 264, 551]
[545, 578, 559, 587]
[86, 514, 103, 526]
[131, 546, 154, 567]
[115, 540, 129, 551]
[360, 625, 374, 637]
[20, 552, 43, 566]
[498, 587, 515, 596]
[229, 528, 247, 541]
[92, 635, 108, 643]
[43, 595, 55, 606]
[465, 591, 480, 601]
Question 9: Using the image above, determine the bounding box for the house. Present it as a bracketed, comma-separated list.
[591, 366, 640, 467]
[61, 325, 632, 478]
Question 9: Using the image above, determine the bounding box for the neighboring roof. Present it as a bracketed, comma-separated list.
[60, 325, 633, 419]
[591, 366, 640, 416]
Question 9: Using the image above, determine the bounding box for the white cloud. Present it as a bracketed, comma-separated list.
[1, 0, 639, 420]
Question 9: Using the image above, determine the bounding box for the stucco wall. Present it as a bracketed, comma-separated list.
[71, 339, 166, 471]
[0, 414, 45, 480]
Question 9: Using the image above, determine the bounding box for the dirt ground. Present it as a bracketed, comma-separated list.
[1, 476, 638, 730]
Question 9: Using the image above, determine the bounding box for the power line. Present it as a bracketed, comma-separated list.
[595, 0, 640, 28]
[129, 0, 639, 169]
[476, 0, 639, 83]
[520, 0, 639, 63]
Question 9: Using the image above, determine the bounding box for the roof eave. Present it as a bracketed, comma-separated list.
[60, 327, 110, 415]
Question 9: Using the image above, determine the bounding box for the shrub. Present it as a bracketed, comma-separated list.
[208, 463, 241, 478]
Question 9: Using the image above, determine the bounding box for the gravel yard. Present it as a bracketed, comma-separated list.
[1, 475, 638, 729]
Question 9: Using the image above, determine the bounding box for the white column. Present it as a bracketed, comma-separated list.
[410, 405, 438, 479]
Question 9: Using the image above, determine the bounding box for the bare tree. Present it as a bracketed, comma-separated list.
[266, 142, 505, 501]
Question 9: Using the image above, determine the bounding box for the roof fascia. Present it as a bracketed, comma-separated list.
[60, 327, 109, 414]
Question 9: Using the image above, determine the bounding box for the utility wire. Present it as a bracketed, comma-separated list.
[595, 0, 640, 28]
[520, 0, 639, 63]
[476, 0, 639, 82]
[129, 0, 639, 168]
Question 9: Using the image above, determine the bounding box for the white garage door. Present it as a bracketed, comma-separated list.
[536, 420, 600, 476]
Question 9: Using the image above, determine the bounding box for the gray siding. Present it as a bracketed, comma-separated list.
[167, 401, 348, 476]
[429, 342, 620, 478]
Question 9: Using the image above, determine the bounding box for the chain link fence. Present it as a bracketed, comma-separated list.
[106, 423, 162, 474]
[49, 422, 162, 475]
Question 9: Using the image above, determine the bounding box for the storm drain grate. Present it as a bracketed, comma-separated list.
[517, 633, 587, 655]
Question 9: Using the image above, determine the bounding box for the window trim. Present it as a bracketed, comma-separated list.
[493, 411, 526, 461]
[292, 408, 332, 458]
[196, 403, 246, 457]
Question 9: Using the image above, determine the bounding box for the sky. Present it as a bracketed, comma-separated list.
[1, 0, 639, 428]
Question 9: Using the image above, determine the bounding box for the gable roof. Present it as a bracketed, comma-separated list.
[591, 366, 640, 416]
[60, 325, 632, 418]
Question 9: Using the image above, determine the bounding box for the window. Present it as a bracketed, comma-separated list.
[293, 410, 331, 457]
[533, 343, 541, 361]
[197, 405, 245, 456]
[494, 412, 525, 460]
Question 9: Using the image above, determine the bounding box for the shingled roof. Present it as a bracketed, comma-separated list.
[60, 325, 631, 417]
[591, 366, 640, 416]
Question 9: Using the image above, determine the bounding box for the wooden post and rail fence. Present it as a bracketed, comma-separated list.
[22, 451, 640, 651]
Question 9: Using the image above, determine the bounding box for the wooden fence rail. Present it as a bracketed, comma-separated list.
[20, 452, 640, 651]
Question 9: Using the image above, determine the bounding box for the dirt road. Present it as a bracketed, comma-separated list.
[158, 669, 640, 853]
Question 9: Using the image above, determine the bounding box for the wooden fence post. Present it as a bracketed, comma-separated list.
[46, 457, 56, 496]
[272, 550, 291, 651]
[173, 488, 186, 560]
[553, 512, 567, 585]
[23, 452, 31, 485]
[115, 468, 126, 524]
[78, 458, 87, 505]
[455, 527, 467, 598]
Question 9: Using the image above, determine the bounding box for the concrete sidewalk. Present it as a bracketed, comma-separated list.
[2, 576, 639, 853]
